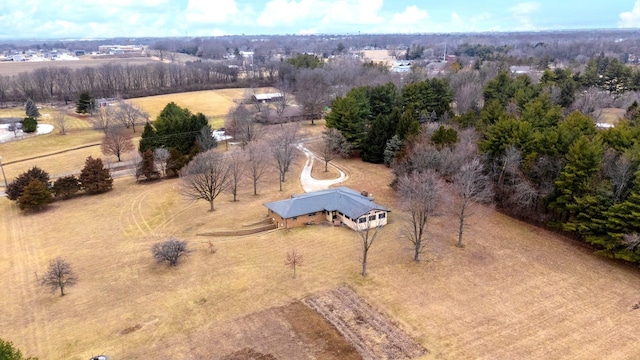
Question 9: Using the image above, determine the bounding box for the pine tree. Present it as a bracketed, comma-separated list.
[79, 156, 113, 194]
[25, 98, 40, 119]
[137, 149, 158, 181]
[139, 122, 157, 153]
[76, 91, 95, 114]
[17, 179, 53, 211]
[52, 175, 81, 199]
[6, 166, 50, 201]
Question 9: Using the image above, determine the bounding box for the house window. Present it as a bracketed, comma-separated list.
[378, 213, 386, 219]
[358, 217, 367, 223]
[308, 212, 316, 216]
[369, 215, 376, 221]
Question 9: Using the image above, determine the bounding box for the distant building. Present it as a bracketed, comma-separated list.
[391, 61, 412, 73]
[252, 93, 284, 103]
[510, 66, 532, 75]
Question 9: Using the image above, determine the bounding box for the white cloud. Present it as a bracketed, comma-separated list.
[320, 0, 385, 26]
[185, 0, 239, 23]
[619, 1, 640, 28]
[509, 2, 540, 30]
[257, 0, 320, 27]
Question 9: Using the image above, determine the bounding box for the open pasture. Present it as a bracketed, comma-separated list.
[127, 88, 250, 124]
[0, 57, 158, 77]
[2, 144, 640, 359]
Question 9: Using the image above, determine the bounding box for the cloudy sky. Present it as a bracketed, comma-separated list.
[0, 0, 639, 39]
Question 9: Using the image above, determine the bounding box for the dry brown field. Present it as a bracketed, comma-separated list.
[127, 87, 274, 129]
[2, 95, 640, 359]
[0, 57, 158, 76]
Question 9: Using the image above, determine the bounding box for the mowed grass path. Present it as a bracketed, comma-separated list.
[2, 146, 640, 359]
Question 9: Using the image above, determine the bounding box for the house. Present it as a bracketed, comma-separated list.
[264, 187, 390, 230]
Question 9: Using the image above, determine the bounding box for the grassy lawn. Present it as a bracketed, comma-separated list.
[2, 143, 640, 359]
[127, 88, 251, 121]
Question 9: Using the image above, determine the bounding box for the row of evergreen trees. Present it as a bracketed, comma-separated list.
[6, 157, 113, 212]
[326, 78, 452, 163]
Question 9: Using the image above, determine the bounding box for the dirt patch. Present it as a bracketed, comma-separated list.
[222, 347, 277, 360]
[178, 300, 361, 359]
[304, 286, 427, 360]
[281, 301, 361, 360]
[120, 324, 142, 335]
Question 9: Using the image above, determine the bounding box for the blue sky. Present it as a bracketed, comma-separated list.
[0, 0, 638, 39]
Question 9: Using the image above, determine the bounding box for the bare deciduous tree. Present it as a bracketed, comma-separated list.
[357, 219, 383, 277]
[225, 105, 260, 148]
[101, 130, 135, 162]
[227, 150, 246, 201]
[454, 157, 493, 248]
[53, 111, 68, 135]
[319, 128, 352, 172]
[179, 150, 230, 211]
[455, 82, 484, 114]
[605, 150, 636, 202]
[285, 249, 303, 278]
[397, 170, 446, 262]
[246, 140, 271, 195]
[114, 101, 147, 133]
[295, 68, 331, 125]
[152, 238, 189, 266]
[196, 125, 217, 151]
[41, 257, 77, 296]
[270, 123, 300, 191]
[91, 106, 113, 134]
[153, 147, 170, 177]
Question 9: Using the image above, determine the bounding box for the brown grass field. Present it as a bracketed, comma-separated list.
[0, 57, 158, 77]
[2, 92, 640, 359]
[127, 88, 254, 124]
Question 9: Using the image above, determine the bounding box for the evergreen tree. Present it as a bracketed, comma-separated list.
[139, 122, 157, 153]
[383, 134, 402, 166]
[76, 91, 95, 114]
[153, 102, 208, 154]
[549, 136, 604, 221]
[52, 175, 81, 200]
[79, 156, 113, 194]
[6, 166, 50, 201]
[0, 338, 37, 360]
[22, 117, 37, 133]
[361, 110, 399, 163]
[326, 87, 370, 150]
[395, 107, 421, 141]
[431, 126, 459, 148]
[25, 98, 40, 119]
[17, 179, 53, 211]
[137, 149, 158, 181]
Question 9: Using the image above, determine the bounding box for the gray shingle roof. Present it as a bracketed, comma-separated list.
[264, 187, 389, 219]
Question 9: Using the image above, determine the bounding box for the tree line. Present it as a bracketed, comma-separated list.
[0, 61, 245, 105]
[328, 64, 640, 264]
